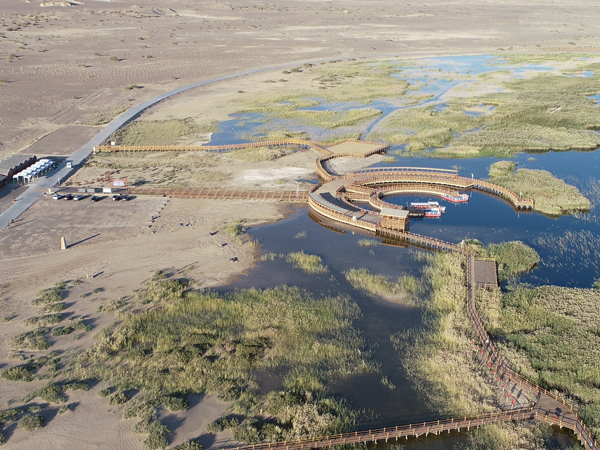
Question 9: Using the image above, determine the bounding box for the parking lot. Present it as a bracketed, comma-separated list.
[0, 193, 166, 257]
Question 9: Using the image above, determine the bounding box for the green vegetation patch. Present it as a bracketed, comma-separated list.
[489, 164, 591, 215]
[32, 283, 64, 305]
[18, 414, 44, 431]
[391, 252, 497, 416]
[11, 329, 50, 350]
[344, 268, 418, 305]
[272, 108, 382, 129]
[479, 284, 600, 438]
[109, 118, 217, 146]
[285, 252, 328, 274]
[81, 286, 373, 399]
[371, 104, 483, 150]
[488, 160, 516, 178]
[465, 240, 540, 282]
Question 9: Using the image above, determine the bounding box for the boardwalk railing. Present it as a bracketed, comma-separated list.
[221, 407, 594, 450]
[343, 172, 533, 210]
[94, 139, 331, 155]
[129, 187, 309, 202]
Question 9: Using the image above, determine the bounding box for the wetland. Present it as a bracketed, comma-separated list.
[4, 54, 600, 450]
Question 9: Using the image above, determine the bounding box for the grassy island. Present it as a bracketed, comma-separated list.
[489, 162, 591, 215]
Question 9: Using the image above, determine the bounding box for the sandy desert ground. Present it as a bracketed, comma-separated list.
[2, 0, 600, 449]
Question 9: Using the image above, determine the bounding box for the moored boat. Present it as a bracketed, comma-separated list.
[441, 193, 469, 203]
[424, 208, 441, 218]
[411, 201, 440, 208]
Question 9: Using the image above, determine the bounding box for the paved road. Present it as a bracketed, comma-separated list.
[0, 50, 469, 231]
[0, 59, 332, 231]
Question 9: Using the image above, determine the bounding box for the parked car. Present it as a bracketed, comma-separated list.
[64, 194, 73, 200]
[112, 194, 120, 201]
[73, 194, 83, 201]
[52, 193, 63, 200]
[121, 195, 130, 201]
[91, 195, 99, 203]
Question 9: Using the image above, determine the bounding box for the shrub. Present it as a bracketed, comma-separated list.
[11, 329, 50, 350]
[160, 395, 188, 411]
[63, 381, 89, 391]
[206, 417, 239, 433]
[58, 404, 72, 414]
[33, 286, 63, 305]
[109, 392, 130, 405]
[174, 440, 204, 450]
[18, 414, 44, 431]
[144, 421, 170, 450]
[1, 366, 33, 382]
[0, 408, 21, 423]
[93, 288, 102, 294]
[52, 326, 74, 336]
[32, 384, 65, 403]
[43, 303, 66, 313]
[24, 314, 62, 326]
[109, 56, 120, 62]
[224, 224, 243, 237]
[232, 419, 263, 443]
[99, 388, 111, 397]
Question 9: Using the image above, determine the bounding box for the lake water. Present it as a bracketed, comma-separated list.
[208, 54, 600, 448]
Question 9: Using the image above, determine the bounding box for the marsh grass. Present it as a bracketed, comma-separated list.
[464, 240, 539, 282]
[489, 167, 591, 215]
[344, 268, 417, 306]
[76, 283, 374, 446]
[285, 252, 328, 274]
[391, 252, 498, 417]
[357, 239, 378, 247]
[109, 118, 217, 146]
[78, 285, 374, 400]
[455, 420, 553, 450]
[477, 283, 600, 437]
[488, 161, 517, 178]
[270, 108, 382, 129]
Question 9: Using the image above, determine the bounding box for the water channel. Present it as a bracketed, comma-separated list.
[207, 55, 600, 448]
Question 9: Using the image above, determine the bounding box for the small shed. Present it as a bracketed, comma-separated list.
[0, 154, 37, 185]
[380, 208, 410, 232]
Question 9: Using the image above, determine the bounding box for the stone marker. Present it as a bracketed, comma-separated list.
[60, 236, 67, 250]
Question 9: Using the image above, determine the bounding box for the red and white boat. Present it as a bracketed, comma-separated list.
[441, 193, 469, 203]
[424, 208, 442, 218]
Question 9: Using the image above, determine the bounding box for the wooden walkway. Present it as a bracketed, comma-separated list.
[128, 187, 309, 202]
[223, 407, 590, 450]
[112, 138, 594, 448]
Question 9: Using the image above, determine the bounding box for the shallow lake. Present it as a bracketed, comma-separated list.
[207, 54, 600, 448]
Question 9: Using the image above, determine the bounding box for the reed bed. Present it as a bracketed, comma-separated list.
[488, 161, 517, 178]
[535, 230, 600, 279]
[344, 268, 417, 306]
[285, 252, 328, 274]
[357, 239, 379, 247]
[489, 167, 591, 215]
[391, 252, 498, 417]
[73, 283, 374, 447]
[478, 283, 600, 438]
[464, 240, 539, 282]
[237, 61, 409, 115]
[455, 421, 555, 450]
[108, 118, 217, 146]
[266, 108, 382, 129]
[79, 285, 373, 397]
